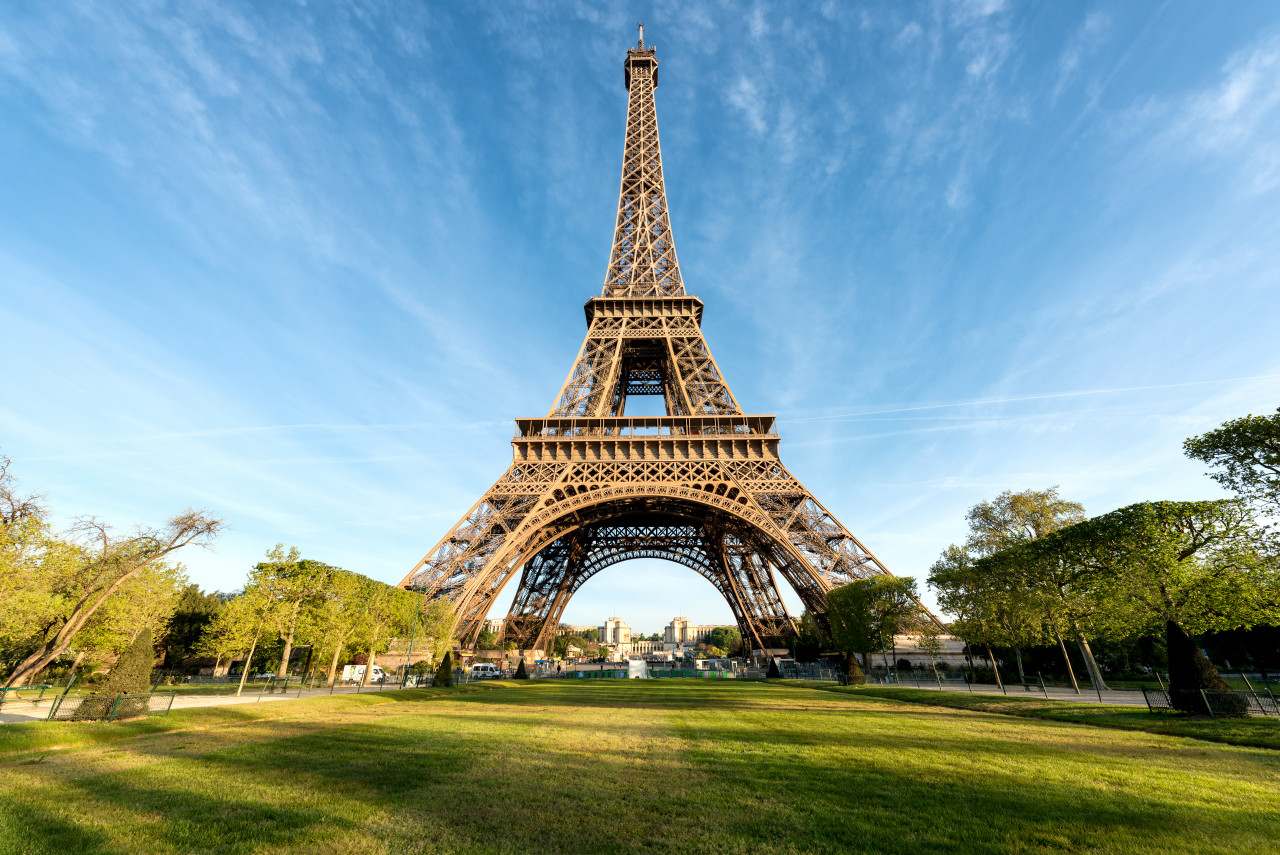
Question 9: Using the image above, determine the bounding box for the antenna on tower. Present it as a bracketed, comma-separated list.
[638, 22, 645, 49]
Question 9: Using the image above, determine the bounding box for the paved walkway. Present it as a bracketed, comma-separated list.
[0, 678, 1158, 724]
[0, 683, 414, 724]
[881, 679, 1151, 707]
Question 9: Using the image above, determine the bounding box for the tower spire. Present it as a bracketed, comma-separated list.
[603, 33, 683, 298]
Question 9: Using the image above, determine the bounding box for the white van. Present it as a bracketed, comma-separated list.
[470, 663, 502, 680]
[340, 664, 387, 683]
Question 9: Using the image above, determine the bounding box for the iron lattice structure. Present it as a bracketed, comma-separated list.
[401, 34, 917, 653]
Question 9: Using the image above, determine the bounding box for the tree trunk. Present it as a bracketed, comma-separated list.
[236, 636, 258, 698]
[1013, 647, 1027, 684]
[986, 646, 1004, 691]
[1075, 632, 1107, 691]
[278, 602, 301, 677]
[361, 643, 375, 688]
[1166, 619, 1243, 714]
[1056, 632, 1080, 694]
[327, 644, 344, 688]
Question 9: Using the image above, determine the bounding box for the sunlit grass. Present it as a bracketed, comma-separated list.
[1, 680, 1277, 854]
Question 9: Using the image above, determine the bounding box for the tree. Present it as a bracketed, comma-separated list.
[201, 588, 275, 696]
[1062, 500, 1276, 712]
[964, 487, 1086, 555]
[77, 563, 187, 671]
[766, 657, 781, 679]
[708, 626, 742, 655]
[514, 658, 529, 679]
[355, 578, 417, 687]
[308, 567, 363, 687]
[932, 487, 1093, 691]
[74, 627, 156, 720]
[1185, 408, 1280, 519]
[161, 584, 224, 669]
[791, 613, 822, 663]
[827, 576, 925, 677]
[433, 650, 453, 687]
[581, 628, 599, 643]
[475, 628, 499, 650]
[1, 457, 222, 687]
[250, 546, 329, 678]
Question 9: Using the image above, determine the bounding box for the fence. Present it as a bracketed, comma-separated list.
[0, 685, 53, 710]
[1141, 687, 1280, 719]
[779, 662, 840, 682]
[46, 692, 177, 722]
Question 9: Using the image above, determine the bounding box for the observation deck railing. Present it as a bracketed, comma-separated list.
[514, 415, 778, 440]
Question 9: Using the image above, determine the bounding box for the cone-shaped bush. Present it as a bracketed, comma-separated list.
[843, 652, 866, 685]
[514, 659, 529, 680]
[767, 658, 781, 679]
[1167, 620, 1246, 715]
[432, 651, 453, 688]
[74, 628, 155, 720]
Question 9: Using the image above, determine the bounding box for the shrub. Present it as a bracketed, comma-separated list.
[1167, 621, 1247, 715]
[767, 658, 781, 679]
[432, 651, 454, 688]
[72, 628, 155, 721]
[514, 659, 529, 680]
[842, 652, 866, 685]
[897, 658, 914, 672]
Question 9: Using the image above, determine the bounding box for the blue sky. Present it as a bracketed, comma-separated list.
[2, 1, 1278, 635]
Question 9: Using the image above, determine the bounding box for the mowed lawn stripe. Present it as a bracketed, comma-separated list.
[0, 681, 1276, 854]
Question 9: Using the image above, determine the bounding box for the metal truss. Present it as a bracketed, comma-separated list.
[400, 33, 937, 652]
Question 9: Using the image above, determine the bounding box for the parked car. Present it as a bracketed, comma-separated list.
[470, 663, 502, 680]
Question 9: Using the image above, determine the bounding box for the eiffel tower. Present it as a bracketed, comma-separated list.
[401, 28, 908, 654]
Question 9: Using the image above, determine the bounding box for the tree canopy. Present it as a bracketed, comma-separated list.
[1185, 407, 1280, 520]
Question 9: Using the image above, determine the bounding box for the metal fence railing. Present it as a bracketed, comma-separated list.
[779, 662, 840, 682]
[1141, 687, 1280, 718]
[45, 692, 177, 722]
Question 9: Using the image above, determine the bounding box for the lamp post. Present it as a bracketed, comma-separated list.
[402, 587, 425, 686]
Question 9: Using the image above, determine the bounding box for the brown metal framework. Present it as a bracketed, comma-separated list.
[400, 32, 923, 651]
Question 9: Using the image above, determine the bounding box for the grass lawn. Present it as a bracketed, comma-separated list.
[1, 680, 1277, 855]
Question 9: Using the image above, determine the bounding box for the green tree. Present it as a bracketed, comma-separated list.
[964, 487, 1086, 554]
[355, 579, 417, 687]
[77, 562, 187, 672]
[202, 587, 275, 696]
[251, 546, 330, 678]
[308, 568, 364, 687]
[932, 487, 1093, 690]
[0, 458, 222, 687]
[161, 584, 224, 668]
[433, 650, 454, 687]
[1063, 500, 1276, 711]
[708, 626, 741, 655]
[827, 576, 923, 677]
[475, 628, 499, 650]
[514, 658, 529, 679]
[1185, 407, 1280, 519]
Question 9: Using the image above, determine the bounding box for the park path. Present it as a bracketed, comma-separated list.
[0, 682, 413, 724]
[1, 676, 1159, 723]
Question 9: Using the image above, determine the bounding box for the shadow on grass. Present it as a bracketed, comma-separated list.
[7, 682, 1273, 854]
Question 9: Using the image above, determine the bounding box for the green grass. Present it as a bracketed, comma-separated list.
[1, 680, 1278, 854]
[789, 683, 1280, 750]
